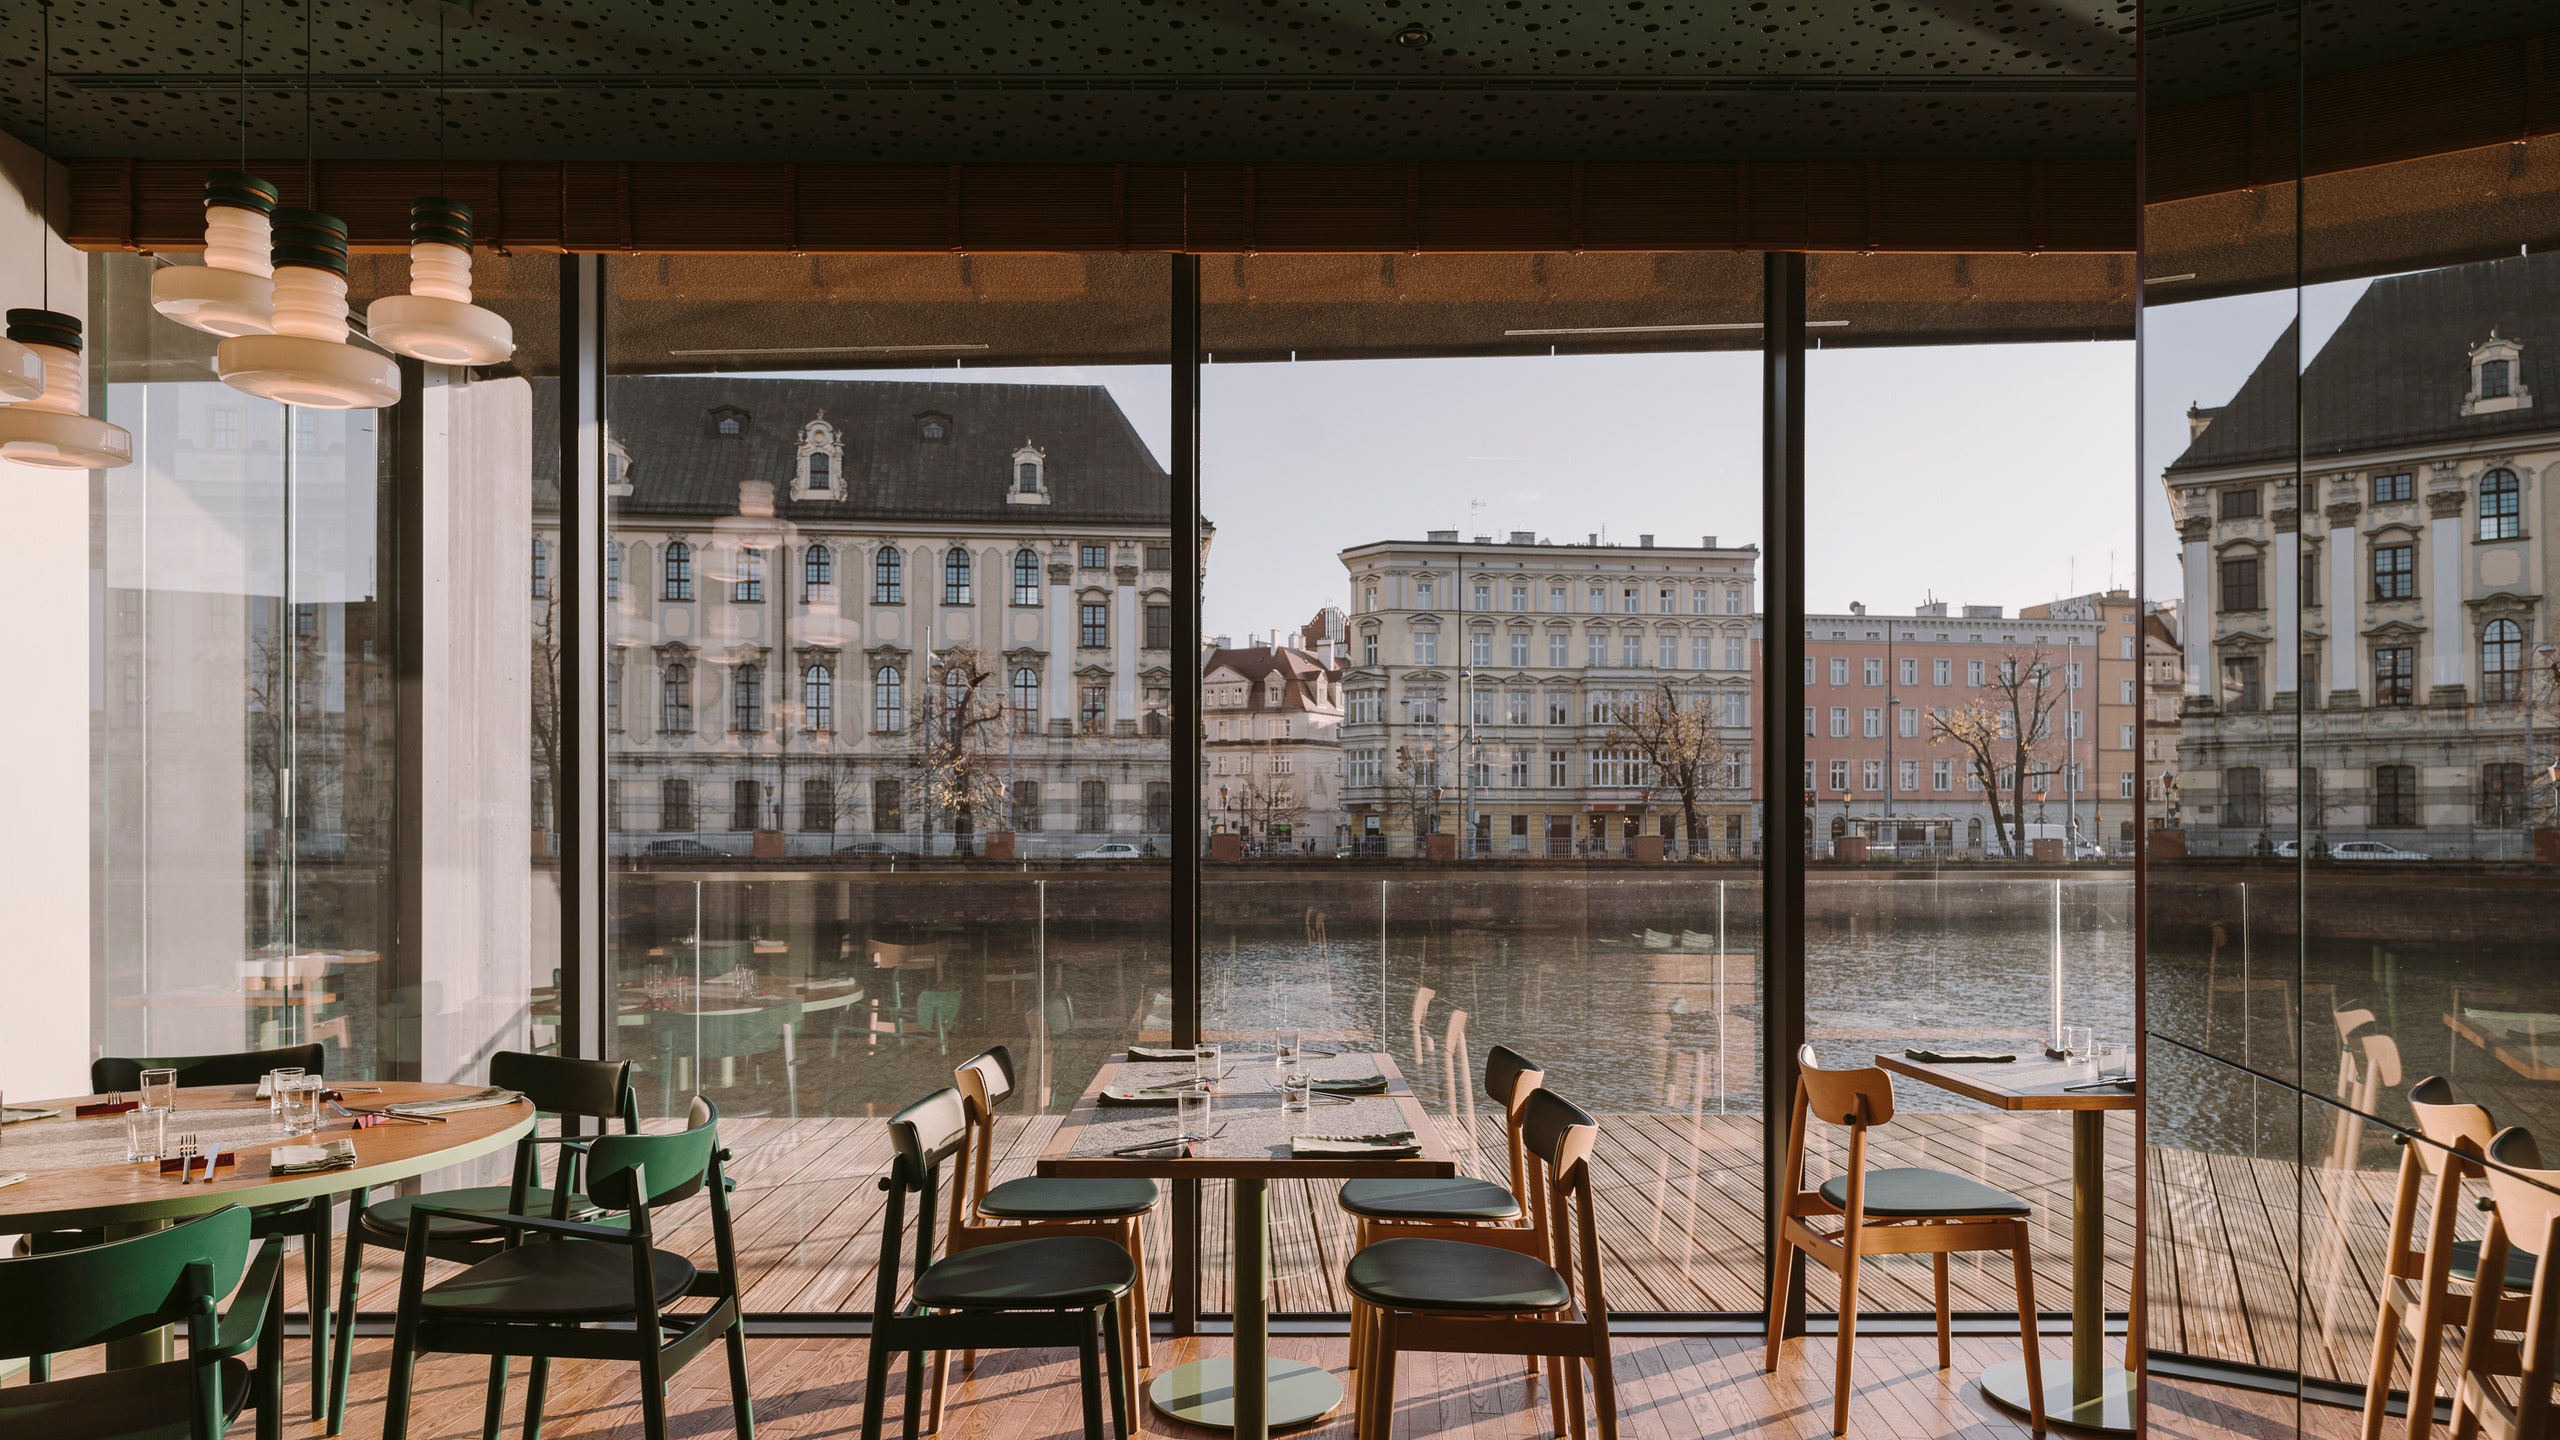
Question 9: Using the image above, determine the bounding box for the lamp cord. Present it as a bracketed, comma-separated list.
[236, 0, 248, 169]
[437, 5, 448, 200]
[38, 0, 51, 312]
[302, 0, 314, 208]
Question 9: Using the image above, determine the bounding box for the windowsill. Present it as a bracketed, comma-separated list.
[2475, 533, 2529, 544]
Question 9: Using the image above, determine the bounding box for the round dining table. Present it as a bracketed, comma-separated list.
[0, 1082, 536, 1369]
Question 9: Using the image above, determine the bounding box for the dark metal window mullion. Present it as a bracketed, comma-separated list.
[560, 254, 609, 1068]
[1170, 253, 1205, 1337]
[1759, 251, 1810, 1339]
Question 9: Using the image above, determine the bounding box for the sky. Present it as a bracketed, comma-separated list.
[787, 287, 2376, 644]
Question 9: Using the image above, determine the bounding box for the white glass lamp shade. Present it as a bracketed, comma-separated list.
[366, 235, 514, 365]
[0, 336, 42, 402]
[217, 217, 400, 410]
[0, 315, 133, 470]
[152, 176, 281, 337]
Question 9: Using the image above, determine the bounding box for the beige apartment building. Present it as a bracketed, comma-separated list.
[1337, 530, 1761, 858]
[1203, 615, 1350, 852]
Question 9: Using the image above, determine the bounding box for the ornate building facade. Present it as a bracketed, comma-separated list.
[2167, 253, 2560, 857]
[534, 376, 1175, 858]
[1203, 615, 1349, 851]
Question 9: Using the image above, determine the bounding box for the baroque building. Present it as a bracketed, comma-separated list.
[1202, 613, 1350, 852]
[1336, 531, 1761, 858]
[534, 376, 1175, 858]
[2167, 253, 2560, 857]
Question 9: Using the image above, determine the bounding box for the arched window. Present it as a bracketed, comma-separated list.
[2481, 468, 2522, 540]
[1013, 548, 1042, 605]
[808, 451, 831, 490]
[803, 543, 833, 601]
[873, 666, 904, 732]
[1011, 667, 1039, 727]
[733, 548, 764, 603]
[873, 548, 903, 604]
[660, 663, 694, 734]
[803, 664, 833, 731]
[943, 548, 973, 605]
[531, 537, 548, 599]
[663, 540, 693, 601]
[2483, 619, 2524, 703]
[605, 543, 621, 601]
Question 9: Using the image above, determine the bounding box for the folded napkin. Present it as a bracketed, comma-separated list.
[1125, 1045, 1200, 1062]
[388, 1087, 523, 1117]
[1097, 1086, 1181, 1106]
[0, 1105, 59, 1125]
[269, 1139, 358, 1175]
[1310, 1075, 1388, 1095]
[1291, 1131, 1421, 1158]
[1905, 1050, 2016, 1064]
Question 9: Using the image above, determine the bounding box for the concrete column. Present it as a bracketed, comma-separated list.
[2273, 538, 2299, 695]
[2328, 510, 2360, 696]
[1046, 558, 1073, 725]
[2180, 516, 2211, 701]
[1112, 562, 1139, 725]
[2429, 494, 2466, 694]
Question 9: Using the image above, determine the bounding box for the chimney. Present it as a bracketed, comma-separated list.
[1638, 534, 1655, 548]
[1473, 534, 1493, 544]
[1961, 605, 2003, 619]
[1849, 601, 1866, 616]
[1701, 535, 1717, 548]
[1427, 529, 1460, 542]
[1213, 634, 1231, 649]
[1509, 530, 1536, 545]
[1587, 533, 1599, 545]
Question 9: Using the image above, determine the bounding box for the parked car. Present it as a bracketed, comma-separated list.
[640, 838, 726, 858]
[2330, 840, 2430, 861]
[832, 841, 911, 858]
[1076, 841, 1146, 860]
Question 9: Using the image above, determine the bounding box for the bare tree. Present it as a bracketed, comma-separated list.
[1219, 743, 1307, 846]
[1607, 681, 1740, 857]
[1930, 647, 2062, 859]
[530, 588, 565, 852]
[909, 643, 1012, 856]
[1382, 740, 1446, 854]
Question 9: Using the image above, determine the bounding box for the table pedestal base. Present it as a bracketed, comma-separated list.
[1978, 1357, 2135, 1433]
[1147, 1358, 1343, 1432]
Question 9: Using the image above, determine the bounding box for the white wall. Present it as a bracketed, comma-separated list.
[0, 130, 93, 1100]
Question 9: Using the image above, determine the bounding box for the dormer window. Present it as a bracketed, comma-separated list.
[710, 406, 749, 439]
[2464, 333, 2533, 416]
[1007, 440, 1050, 506]
[794, 414, 844, 501]
[603, 433, 634, 497]
[916, 411, 952, 443]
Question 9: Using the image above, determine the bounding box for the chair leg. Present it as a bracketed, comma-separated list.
[2403, 1303, 2448, 1440]
[27, 1355, 46, 1383]
[927, 1345, 949, 1435]
[1102, 1298, 1132, 1440]
[1546, 1345, 1570, 1440]
[1126, 1216, 1154, 1370]
[1076, 1313, 1107, 1440]
[482, 1355, 511, 1440]
[1932, 1252, 1952, 1371]
[2009, 1237, 2047, 1437]
[1832, 1248, 1862, 1438]
[307, 1216, 334, 1421]
[902, 1344, 927, 1440]
[523, 1356, 551, 1440]
[1561, 1343, 1587, 1440]
[1587, 1340, 1620, 1440]
[726, 1308, 757, 1440]
[329, 1193, 368, 1436]
[383, 1295, 419, 1440]
[861, 1335, 894, 1440]
[1374, 1310, 1400, 1440]
[1762, 1236, 1793, 1372]
[639, 1342, 672, 1440]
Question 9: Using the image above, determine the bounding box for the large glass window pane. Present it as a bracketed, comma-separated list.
[598, 255, 1172, 1315]
[1200, 252, 1765, 1313]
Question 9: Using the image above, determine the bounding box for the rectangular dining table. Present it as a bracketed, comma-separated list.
[1038, 1050, 1456, 1440]
[1877, 1051, 2137, 1434]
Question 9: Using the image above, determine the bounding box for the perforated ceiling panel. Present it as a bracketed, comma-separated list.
[2, 0, 2144, 162]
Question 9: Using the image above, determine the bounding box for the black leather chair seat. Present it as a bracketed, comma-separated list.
[976, 1176, 1162, 1220]
[1345, 1238, 1571, 1314]
[422, 1240, 695, 1322]
[913, 1237, 1136, 1310]
[2450, 1238, 2540, 1292]
[359, 1186, 602, 1245]
[1817, 1167, 2031, 1218]
[0, 1356, 250, 1440]
[1337, 1176, 1522, 1222]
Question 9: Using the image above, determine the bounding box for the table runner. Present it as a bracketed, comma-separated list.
[1067, 1052, 1418, 1161]
[0, 1107, 294, 1173]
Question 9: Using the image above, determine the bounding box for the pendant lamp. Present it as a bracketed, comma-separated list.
[0, 332, 40, 403]
[216, 209, 401, 410]
[150, 171, 281, 337]
[0, 310, 135, 471]
[366, 198, 513, 365]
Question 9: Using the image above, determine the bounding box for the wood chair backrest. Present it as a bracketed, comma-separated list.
[2483, 1127, 2560, 1261]
[2408, 1075, 2494, 1179]
[2379, 1076, 2494, 1285]
[1519, 1087, 1609, 1333]
[2474, 1125, 2560, 1438]
[950, 1046, 1021, 1230]
[1794, 1044, 1896, 1131]
[1483, 1045, 1546, 1200]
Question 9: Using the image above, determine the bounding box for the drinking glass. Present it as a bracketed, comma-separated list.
[1194, 1044, 1222, 1087]
[139, 1067, 178, 1114]
[2096, 1041, 2132, 1081]
[1277, 1030, 1302, 1069]
[2058, 1026, 2091, 1060]
[1282, 1069, 1312, 1114]
[283, 1075, 322, 1136]
[125, 1106, 165, 1163]
[266, 1066, 304, 1117]
[1176, 1089, 1211, 1146]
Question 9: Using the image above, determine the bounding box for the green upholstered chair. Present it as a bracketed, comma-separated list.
[333, 1051, 639, 1435]
[81, 1044, 335, 1426]
[0, 1205, 285, 1440]
[382, 1095, 751, 1440]
[864, 1087, 1134, 1440]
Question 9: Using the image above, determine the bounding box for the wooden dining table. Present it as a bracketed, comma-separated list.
[1039, 1050, 1455, 1440]
[1878, 1051, 2137, 1434]
[0, 1081, 535, 1368]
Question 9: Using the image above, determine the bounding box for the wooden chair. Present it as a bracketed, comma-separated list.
[335, 1051, 640, 1436]
[1339, 1045, 1546, 1375]
[932, 1045, 1161, 1426]
[865, 1088, 1134, 1440]
[83, 1043, 337, 1425]
[2448, 1125, 2560, 1440]
[0, 1205, 284, 1440]
[1766, 1044, 2045, 1437]
[383, 1096, 753, 1440]
[2360, 1077, 2529, 1440]
[1348, 1087, 1616, 1440]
